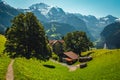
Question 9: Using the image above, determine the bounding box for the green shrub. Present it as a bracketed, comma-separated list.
[51, 52, 59, 61]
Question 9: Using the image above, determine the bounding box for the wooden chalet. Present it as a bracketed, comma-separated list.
[63, 51, 79, 64]
[49, 40, 64, 61]
[49, 40, 79, 64]
[49, 40, 64, 46]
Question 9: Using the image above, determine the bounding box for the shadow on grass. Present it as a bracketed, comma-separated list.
[43, 64, 55, 69]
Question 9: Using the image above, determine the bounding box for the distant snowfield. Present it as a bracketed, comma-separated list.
[115, 18, 120, 22]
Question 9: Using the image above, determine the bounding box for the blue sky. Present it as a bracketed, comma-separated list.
[5, 0, 120, 18]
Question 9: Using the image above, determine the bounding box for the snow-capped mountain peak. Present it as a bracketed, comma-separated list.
[103, 15, 117, 20]
[29, 3, 50, 10]
[48, 6, 65, 15]
[106, 15, 115, 18]
[29, 3, 52, 15]
[103, 17, 109, 21]
[28, 3, 65, 16]
[99, 15, 117, 23]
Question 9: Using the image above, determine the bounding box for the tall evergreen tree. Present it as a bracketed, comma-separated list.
[64, 31, 93, 56]
[5, 12, 51, 60]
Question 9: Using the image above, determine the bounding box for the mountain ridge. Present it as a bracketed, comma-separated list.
[0, 1, 20, 34]
[0, 2, 119, 41]
[19, 3, 96, 40]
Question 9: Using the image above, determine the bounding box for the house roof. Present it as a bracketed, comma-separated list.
[64, 58, 73, 62]
[64, 51, 78, 60]
[49, 40, 64, 46]
[49, 40, 57, 45]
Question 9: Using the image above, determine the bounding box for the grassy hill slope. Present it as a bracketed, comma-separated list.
[77, 49, 120, 80]
[13, 58, 71, 80]
[0, 35, 10, 80]
[0, 35, 120, 80]
[0, 35, 6, 54]
[13, 49, 120, 80]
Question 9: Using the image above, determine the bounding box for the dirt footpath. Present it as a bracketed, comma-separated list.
[6, 59, 14, 80]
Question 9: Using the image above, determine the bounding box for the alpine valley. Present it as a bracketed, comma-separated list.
[0, 1, 119, 41]
[1, 1, 120, 80]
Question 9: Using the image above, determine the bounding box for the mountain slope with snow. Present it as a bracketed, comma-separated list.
[75, 14, 118, 39]
[19, 3, 94, 40]
[0, 1, 20, 34]
[0, 1, 119, 41]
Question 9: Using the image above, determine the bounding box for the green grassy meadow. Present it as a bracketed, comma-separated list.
[0, 56, 10, 80]
[0, 35, 10, 80]
[13, 49, 120, 80]
[0, 35, 120, 80]
[0, 35, 6, 55]
[13, 58, 70, 80]
[77, 49, 120, 80]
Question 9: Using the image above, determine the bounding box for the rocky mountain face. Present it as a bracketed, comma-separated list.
[74, 14, 118, 39]
[0, 1, 20, 34]
[43, 22, 76, 40]
[100, 22, 120, 49]
[19, 3, 94, 40]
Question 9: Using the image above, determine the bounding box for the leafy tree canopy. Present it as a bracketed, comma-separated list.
[64, 31, 93, 56]
[5, 12, 51, 60]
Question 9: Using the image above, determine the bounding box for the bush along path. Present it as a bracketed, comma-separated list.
[6, 59, 14, 80]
